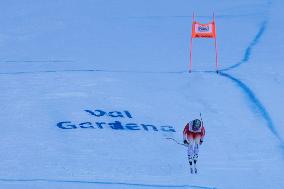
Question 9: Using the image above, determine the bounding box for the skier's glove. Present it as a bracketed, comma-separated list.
[183, 140, 189, 144]
[199, 139, 203, 145]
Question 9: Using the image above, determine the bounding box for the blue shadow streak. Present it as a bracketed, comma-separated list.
[220, 21, 267, 72]
[219, 72, 284, 149]
[0, 178, 216, 189]
[0, 69, 187, 75]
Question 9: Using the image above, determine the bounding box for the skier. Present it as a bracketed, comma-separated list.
[183, 118, 205, 174]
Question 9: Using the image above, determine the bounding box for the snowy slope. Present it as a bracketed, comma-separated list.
[0, 0, 284, 189]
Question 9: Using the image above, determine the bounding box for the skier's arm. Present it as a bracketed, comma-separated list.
[183, 124, 189, 144]
[200, 126, 205, 144]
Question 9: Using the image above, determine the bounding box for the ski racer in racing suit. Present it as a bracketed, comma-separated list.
[183, 119, 205, 169]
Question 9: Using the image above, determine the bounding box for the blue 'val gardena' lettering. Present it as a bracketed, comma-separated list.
[56, 109, 176, 133]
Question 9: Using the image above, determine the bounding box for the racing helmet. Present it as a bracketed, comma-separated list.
[192, 119, 202, 131]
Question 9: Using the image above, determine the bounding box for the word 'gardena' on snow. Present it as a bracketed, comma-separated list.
[57, 121, 176, 132]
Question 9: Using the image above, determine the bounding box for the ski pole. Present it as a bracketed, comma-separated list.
[165, 137, 188, 147]
[199, 112, 204, 127]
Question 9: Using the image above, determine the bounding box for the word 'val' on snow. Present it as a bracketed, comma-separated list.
[56, 109, 176, 132]
[84, 109, 133, 118]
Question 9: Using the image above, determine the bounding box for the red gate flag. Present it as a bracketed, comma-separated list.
[192, 22, 216, 38]
[189, 13, 219, 73]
